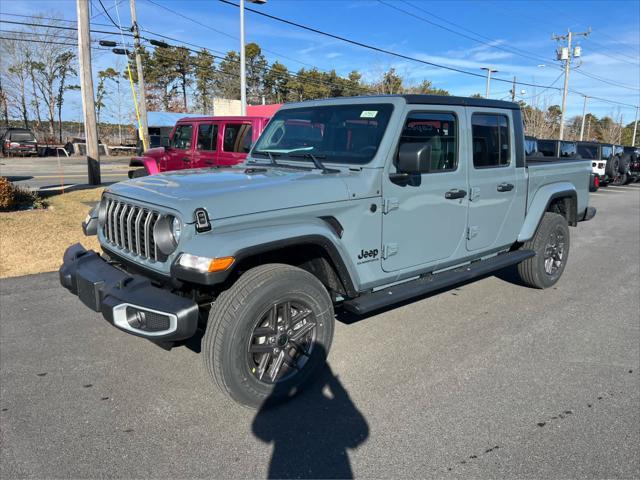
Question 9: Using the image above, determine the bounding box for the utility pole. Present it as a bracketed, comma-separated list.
[76, 0, 100, 185]
[553, 28, 590, 140]
[481, 67, 498, 98]
[130, 0, 149, 151]
[510, 76, 517, 102]
[579, 95, 589, 141]
[632, 106, 639, 147]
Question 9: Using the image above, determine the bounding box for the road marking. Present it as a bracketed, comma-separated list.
[606, 186, 640, 190]
[596, 189, 625, 193]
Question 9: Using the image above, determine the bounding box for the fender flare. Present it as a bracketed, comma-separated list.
[518, 183, 577, 242]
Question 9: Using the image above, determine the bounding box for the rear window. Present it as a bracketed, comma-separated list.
[537, 140, 555, 157]
[471, 113, 510, 168]
[223, 124, 253, 153]
[560, 142, 577, 157]
[577, 145, 597, 159]
[10, 132, 35, 142]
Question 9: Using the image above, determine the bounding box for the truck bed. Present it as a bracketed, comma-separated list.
[527, 157, 591, 215]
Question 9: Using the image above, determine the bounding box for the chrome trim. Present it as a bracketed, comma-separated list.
[144, 211, 153, 259]
[112, 303, 177, 337]
[126, 206, 136, 251]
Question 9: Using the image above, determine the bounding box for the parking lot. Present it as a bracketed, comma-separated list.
[0, 183, 638, 478]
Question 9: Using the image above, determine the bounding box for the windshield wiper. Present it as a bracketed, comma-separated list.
[288, 152, 339, 174]
[252, 150, 281, 167]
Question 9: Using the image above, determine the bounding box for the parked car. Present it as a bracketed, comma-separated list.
[129, 116, 271, 177]
[62, 95, 595, 408]
[623, 146, 640, 182]
[529, 137, 597, 191]
[1, 128, 38, 157]
[575, 141, 630, 186]
[536, 139, 581, 158]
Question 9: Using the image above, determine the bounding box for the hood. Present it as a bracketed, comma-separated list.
[106, 165, 352, 220]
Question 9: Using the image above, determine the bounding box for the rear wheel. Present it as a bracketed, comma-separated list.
[606, 156, 620, 179]
[517, 212, 570, 289]
[202, 264, 334, 408]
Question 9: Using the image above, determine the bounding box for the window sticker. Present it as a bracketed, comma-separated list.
[360, 110, 378, 118]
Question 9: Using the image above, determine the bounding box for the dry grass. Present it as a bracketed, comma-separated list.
[0, 188, 103, 278]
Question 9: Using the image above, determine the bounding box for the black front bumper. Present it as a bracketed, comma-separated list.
[59, 244, 199, 341]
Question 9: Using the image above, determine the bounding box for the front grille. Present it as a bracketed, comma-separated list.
[103, 197, 162, 261]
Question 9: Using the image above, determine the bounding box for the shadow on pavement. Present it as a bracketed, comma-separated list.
[252, 351, 368, 479]
[4, 175, 34, 182]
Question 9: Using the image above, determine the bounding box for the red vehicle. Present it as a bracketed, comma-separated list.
[129, 116, 271, 177]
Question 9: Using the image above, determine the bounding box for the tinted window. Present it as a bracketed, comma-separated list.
[601, 145, 613, 159]
[472, 114, 510, 168]
[577, 145, 597, 159]
[253, 104, 394, 165]
[223, 124, 253, 153]
[560, 141, 577, 157]
[537, 140, 556, 157]
[614, 146, 624, 155]
[171, 124, 193, 150]
[397, 112, 457, 172]
[197, 124, 218, 151]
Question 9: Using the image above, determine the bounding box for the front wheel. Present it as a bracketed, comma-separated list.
[202, 264, 335, 408]
[517, 212, 570, 289]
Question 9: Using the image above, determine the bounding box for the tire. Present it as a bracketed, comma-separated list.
[619, 154, 630, 174]
[203, 264, 335, 408]
[616, 173, 628, 185]
[517, 212, 570, 289]
[606, 156, 620, 178]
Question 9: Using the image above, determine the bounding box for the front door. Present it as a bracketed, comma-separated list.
[466, 112, 518, 251]
[163, 123, 195, 171]
[382, 109, 469, 272]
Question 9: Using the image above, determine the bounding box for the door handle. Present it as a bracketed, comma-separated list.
[497, 182, 514, 192]
[182, 157, 191, 163]
[445, 189, 467, 200]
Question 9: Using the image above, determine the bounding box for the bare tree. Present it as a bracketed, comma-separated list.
[598, 109, 624, 144]
[521, 96, 557, 139]
[1, 34, 31, 129]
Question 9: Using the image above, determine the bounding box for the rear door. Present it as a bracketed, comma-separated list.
[218, 122, 253, 166]
[193, 122, 219, 168]
[466, 111, 519, 252]
[164, 123, 195, 171]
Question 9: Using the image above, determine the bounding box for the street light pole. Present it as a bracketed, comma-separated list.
[239, 0, 266, 116]
[579, 95, 589, 141]
[240, 0, 247, 115]
[481, 67, 498, 98]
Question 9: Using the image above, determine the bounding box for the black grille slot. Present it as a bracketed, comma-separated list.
[103, 196, 162, 261]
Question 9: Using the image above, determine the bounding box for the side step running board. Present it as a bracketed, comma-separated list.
[342, 250, 535, 315]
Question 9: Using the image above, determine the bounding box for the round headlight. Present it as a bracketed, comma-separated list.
[153, 215, 181, 255]
[98, 197, 108, 226]
[171, 216, 182, 243]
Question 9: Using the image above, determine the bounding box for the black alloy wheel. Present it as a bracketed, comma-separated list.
[247, 300, 318, 384]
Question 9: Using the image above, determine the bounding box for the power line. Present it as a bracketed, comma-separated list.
[97, 0, 125, 31]
[142, 0, 319, 71]
[219, 0, 565, 91]
[0, 35, 111, 51]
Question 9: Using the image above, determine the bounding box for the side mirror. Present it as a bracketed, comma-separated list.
[397, 143, 432, 175]
[161, 137, 170, 148]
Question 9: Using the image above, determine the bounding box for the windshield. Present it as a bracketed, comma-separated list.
[252, 103, 394, 165]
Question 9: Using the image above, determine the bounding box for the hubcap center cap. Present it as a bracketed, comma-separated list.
[277, 334, 288, 347]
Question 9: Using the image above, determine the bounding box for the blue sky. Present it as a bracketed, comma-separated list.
[2, 0, 639, 123]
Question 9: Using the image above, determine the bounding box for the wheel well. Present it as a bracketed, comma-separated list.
[547, 194, 577, 226]
[225, 243, 352, 299]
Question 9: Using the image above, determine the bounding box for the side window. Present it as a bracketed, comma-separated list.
[171, 124, 193, 150]
[223, 123, 253, 153]
[601, 146, 612, 159]
[472, 114, 510, 168]
[196, 124, 218, 151]
[397, 112, 457, 172]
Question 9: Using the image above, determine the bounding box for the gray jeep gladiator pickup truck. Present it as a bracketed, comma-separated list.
[60, 95, 595, 407]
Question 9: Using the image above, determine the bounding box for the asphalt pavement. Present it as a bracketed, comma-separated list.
[1, 183, 639, 479]
[0, 155, 130, 190]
